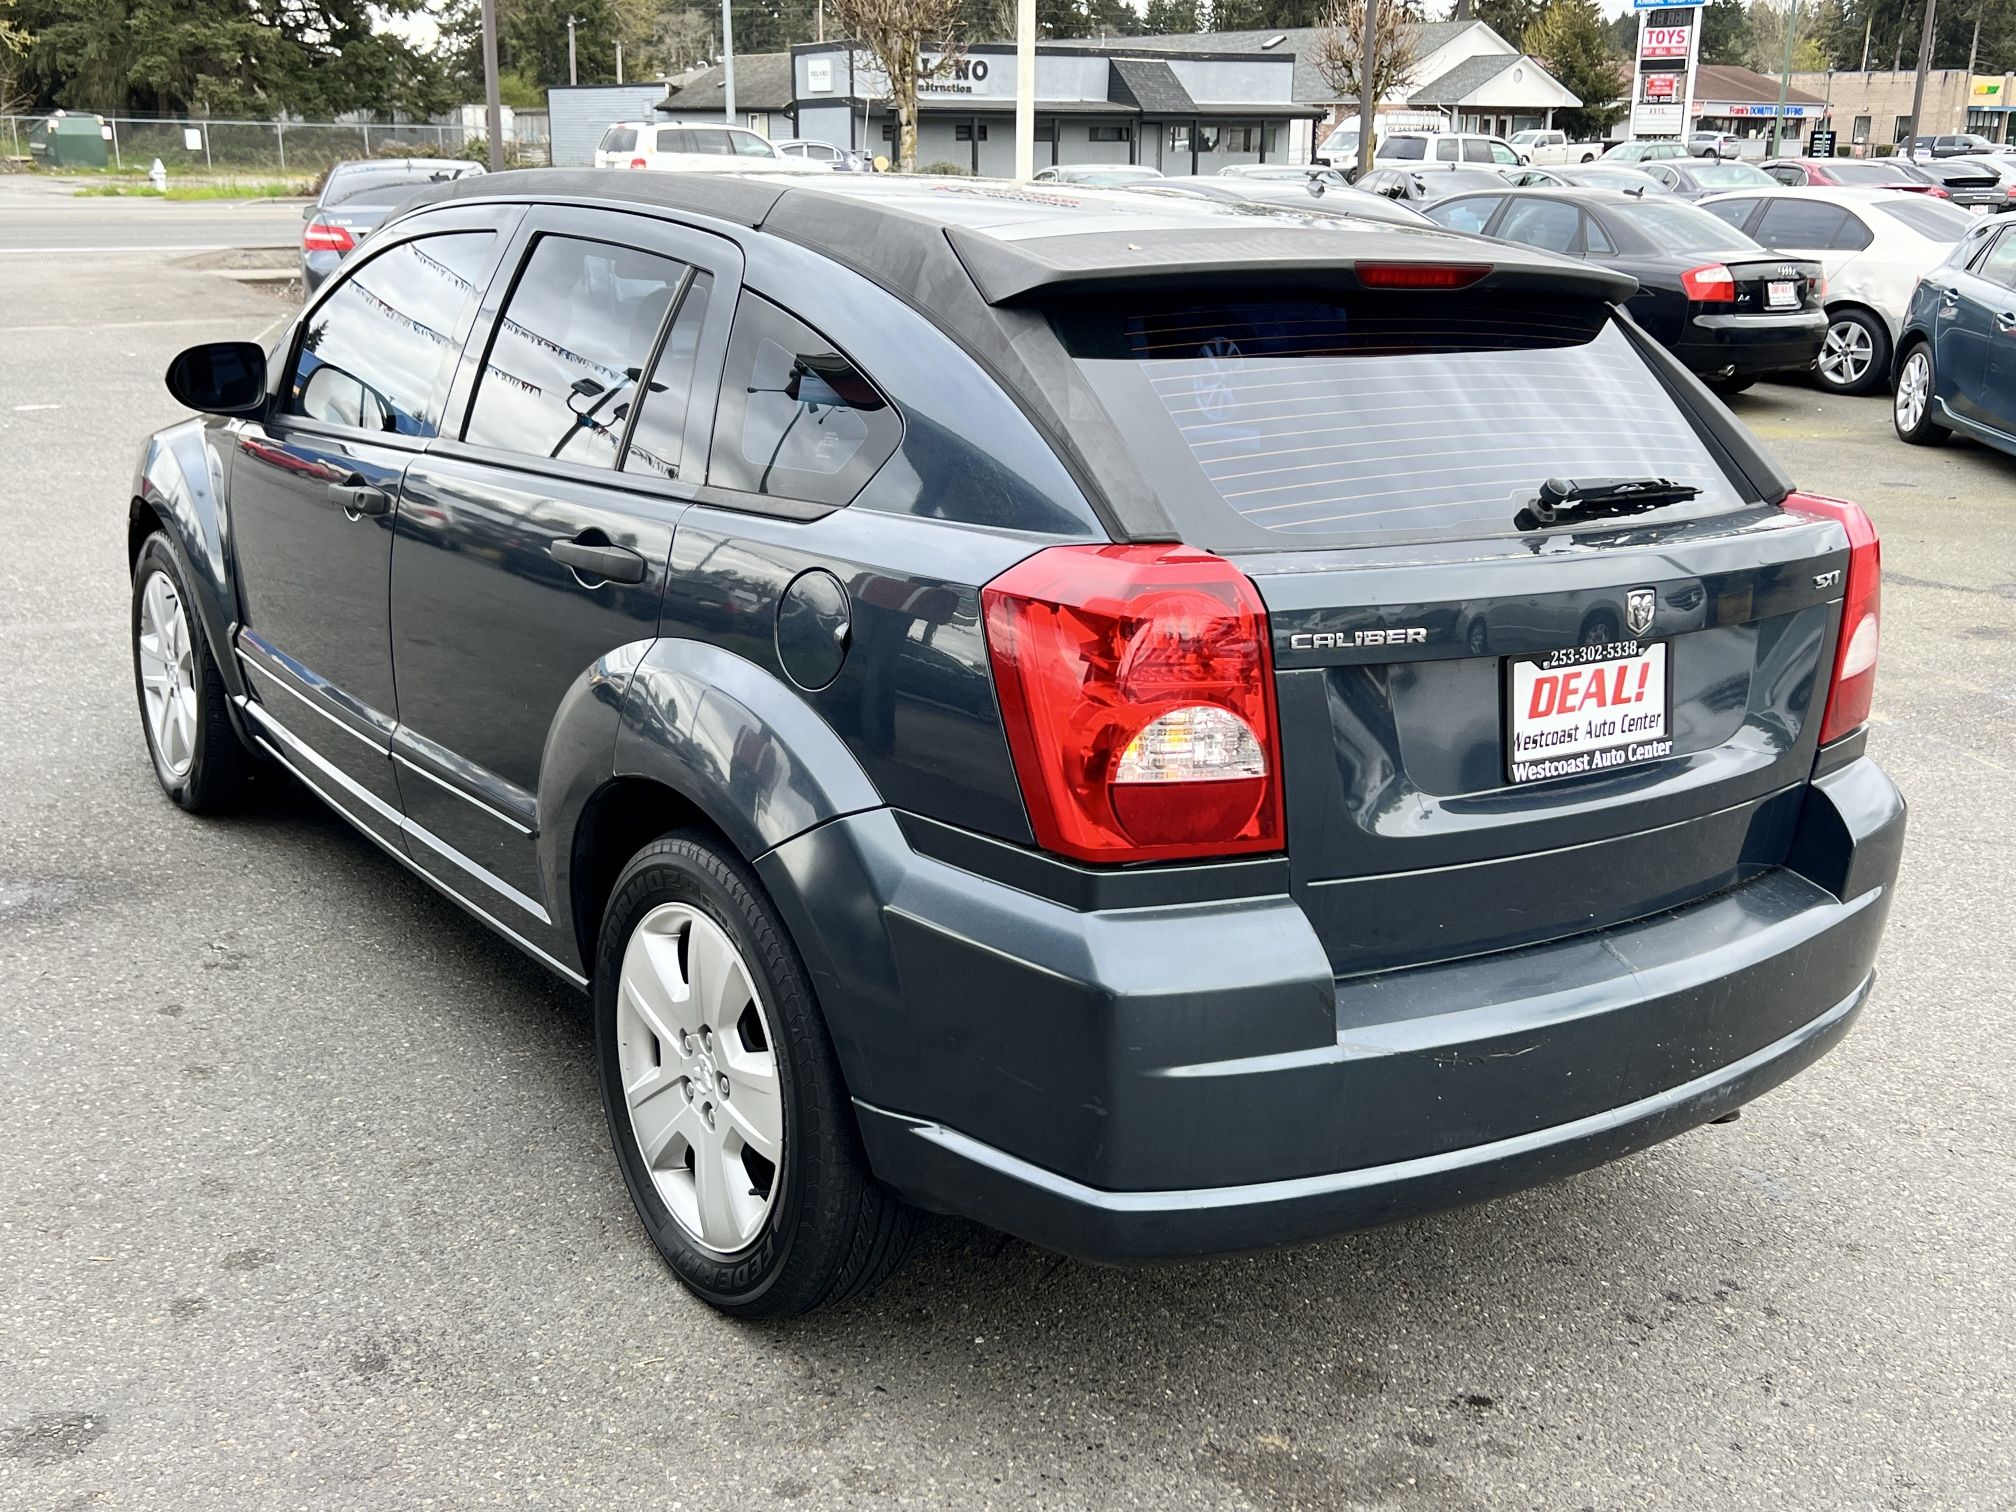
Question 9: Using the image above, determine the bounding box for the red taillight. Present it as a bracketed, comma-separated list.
[1354, 262, 1489, 290]
[1680, 263, 1736, 303]
[1788, 492, 1881, 744]
[301, 219, 354, 254]
[981, 544, 1284, 864]
[629, 156, 649, 169]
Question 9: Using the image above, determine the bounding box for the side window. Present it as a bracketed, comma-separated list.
[462, 235, 692, 470]
[620, 271, 715, 481]
[1461, 139, 1491, 163]
[656, 128, 694, 153]
[1434, 137, 1460, 161]
[1427, 195, 1502, 233]
[1386, 137, 1425, 160]
[709, 294, 900, 506]
[1583, 214, 1615, 255]
[1489, 141, 1520, 164]
[1977, 229, 2016, 290]
[731, 131, 777, 158]
[688, 130, 733, 156]
[601, 126, 637, 154]
[1755, 199, 1853, 250]
[1645, 164, 1679, 189]
[1496, 197, 1582, 255]
[1765, 163, 1801, 185]
[286, 231, 495, 437]
[1701, 196, 1761, 233]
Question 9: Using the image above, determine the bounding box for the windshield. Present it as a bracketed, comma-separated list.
[324, 165, 463, 207]
[1875, 196, 1975, 240]
[1693, 163, 1773, 187]
[1612, 199, 1762, 252]
[1511, 131, 1544, 145]
[1056, 297, 1744, 549]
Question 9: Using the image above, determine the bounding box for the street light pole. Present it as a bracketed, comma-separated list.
[568, 15, 579, 86]
[1014, 0, 1035, 178]
[1770, 0, 1798, 159]
[1357, 0, 1378, 178]
[480, 0, 504, 171]
[722, 0, 737, 123]
[1904, 0, 1939, 154]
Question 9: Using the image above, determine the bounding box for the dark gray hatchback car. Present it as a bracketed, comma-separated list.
[132, 170, 1904, 1316]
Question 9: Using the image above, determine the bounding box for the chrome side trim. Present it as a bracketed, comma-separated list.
[243, 699, 553, 928]
[237, 651, 386, 754]
[392, 749, 535, 836]
[247, 725, 587, 989]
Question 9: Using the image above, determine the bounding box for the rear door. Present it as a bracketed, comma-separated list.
[388, 207, 738, 929]
[1057, 287, 1849, 977]
[1972, 227, 2016, 433]
[228, 211, 508, 849]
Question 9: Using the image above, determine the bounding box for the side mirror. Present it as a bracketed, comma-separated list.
[165, 341, 268, 416]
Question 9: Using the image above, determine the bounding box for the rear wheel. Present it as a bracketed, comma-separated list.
[1816, 309, 1890, 396]
[1893, 342, 1949, 445]
[593, 832, 914, 1317]
[131, 532, 252, 812]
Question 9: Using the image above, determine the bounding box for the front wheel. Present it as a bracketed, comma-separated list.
[1893, 342, 1949, 445]
[1816, 309, 1891, 396]
[131, 532, 252, 812]
[593, 832, 914, 1317]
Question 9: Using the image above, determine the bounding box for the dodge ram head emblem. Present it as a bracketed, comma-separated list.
[1626, 588, 1656, 638]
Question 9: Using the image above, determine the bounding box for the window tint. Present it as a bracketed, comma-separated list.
[1978, 229, 2016, 290]
[463, 235, 691, 469]
[709, 294, 899, 506]
[1057, 299, 1744, 549]
[1612, 199, 1760, 253]
[287, 231, 494, 436]
[1434, 137, 1460, 161]
[601, 126, 637, 154]
[1426, 194, 1502, 233]
[1753, 198, 1865, 250]
[620, 271, 714, 481]
[1875, 196, 1974, 241]
[1461, 139, 1492, 162]
[1765, 163, 1803, 185]
[1701, 196, 1761, 232]
[1386, 136, 1425, 160]
[1496, 197, 1582, 254]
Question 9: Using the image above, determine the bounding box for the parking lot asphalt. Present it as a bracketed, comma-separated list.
[2, 233, 2012, 1512]
[0, 177, 304, 254]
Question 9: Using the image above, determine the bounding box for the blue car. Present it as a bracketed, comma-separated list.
[1893, 217, 2016, 456]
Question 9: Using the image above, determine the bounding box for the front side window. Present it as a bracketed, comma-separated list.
[709, 295, 899, 506]
[1978, 229, 2016, 290]
[287, 231, 495, 437]
[463, 235, 693, 469]
[731, 130, 777, 157]
[1435, 137, 1460, 161]
[1425, 194, 1502, 233]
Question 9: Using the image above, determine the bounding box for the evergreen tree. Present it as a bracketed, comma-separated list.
[1472, 0, 1546, 47]
[1700, 0, 1752, 62]
[1524, 0, 1626, 136]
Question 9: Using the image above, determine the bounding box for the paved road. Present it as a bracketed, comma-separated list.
[2, 252, 2012, 1511]
[0, 177, 304, 253]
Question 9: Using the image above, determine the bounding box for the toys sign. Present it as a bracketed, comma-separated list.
[1641, 23, 1692, 58]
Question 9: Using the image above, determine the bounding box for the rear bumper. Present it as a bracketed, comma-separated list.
[761, 757, 1904, 1262]
[1678, 309, 1828, 376]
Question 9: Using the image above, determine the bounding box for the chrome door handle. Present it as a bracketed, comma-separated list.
[551, 536, 646, 585]
[325, 474, 391, 517]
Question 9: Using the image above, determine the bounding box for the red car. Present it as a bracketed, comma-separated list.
[1763, 157, 1951, 198]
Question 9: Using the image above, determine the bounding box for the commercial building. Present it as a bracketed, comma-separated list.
[1787, 68, 2016, 147]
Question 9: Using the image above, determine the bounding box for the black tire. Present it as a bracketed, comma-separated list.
[593, 831, 914, 1317]
[1893, 340, 1950, 446]
[130, 532, 253, 813]
[1706, 373, 1758, 397]
[1817, 308, 1891, 396]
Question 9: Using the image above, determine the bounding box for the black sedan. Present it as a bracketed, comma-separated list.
[300, 158, 484, 295]
[1423, 187, 1825, 392]
[1633, 157, 1779, 201]
[1911, 156, 2016, 213]
[1126, 176, 1435, 225]
[1353, 164, 1515, 204]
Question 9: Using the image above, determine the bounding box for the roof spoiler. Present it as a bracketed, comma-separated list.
[945, 223, 1639, 306]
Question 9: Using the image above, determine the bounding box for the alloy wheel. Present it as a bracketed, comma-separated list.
[615, 903, 783, 1255]
[136, 569, 198, 778]
[1895, 348, 1930, 432]
[1819, 319, 1874, 389]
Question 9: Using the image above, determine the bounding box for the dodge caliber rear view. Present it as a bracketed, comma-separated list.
[132, 177, 1902, 1315]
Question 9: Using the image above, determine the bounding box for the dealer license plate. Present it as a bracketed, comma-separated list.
[1766, 280, 1798, 310]
[1506, 641, 1672, 785]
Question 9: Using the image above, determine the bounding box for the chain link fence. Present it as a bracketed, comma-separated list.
[2, 113, 551, 176]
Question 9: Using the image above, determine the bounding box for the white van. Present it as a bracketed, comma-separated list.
[594, 121, 828, 175]
[1316, 127, 1523, 170]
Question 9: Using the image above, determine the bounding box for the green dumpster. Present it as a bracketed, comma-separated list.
[27, 113, 111, 169]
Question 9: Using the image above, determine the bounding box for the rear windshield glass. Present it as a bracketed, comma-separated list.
[1385, 137, 1426, 160]
[324, 166, 458, 207]
[1826, 161, 1904, 183]
[1611, 199, 1760, 252]
[1058, 296, 1746, 549]
[1875, 196, 1974, 240]
[601, 126, 637, 153]
[1692, 163, 1773, 188]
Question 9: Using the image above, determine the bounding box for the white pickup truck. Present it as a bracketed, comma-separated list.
[1509, 128, 1604, 165]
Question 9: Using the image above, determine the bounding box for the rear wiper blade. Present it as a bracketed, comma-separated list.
[1518, 475, 1701, 529]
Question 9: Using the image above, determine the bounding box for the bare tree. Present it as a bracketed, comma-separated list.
[1313, 0, 1424, 167]
[0, 0, 32, 125]
[826, 0, 966, 172]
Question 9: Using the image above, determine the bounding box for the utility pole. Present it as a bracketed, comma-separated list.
[1904, 0, 1939, 154]
[480, 0, 504, 171]
[617, 42, 625, 84]
[722, 0, 737, 123]
[1770, 0, 1799, 159]
[1014, 0, 1035, 178]
[568, 15, 579, 86]
[1859, 14, 1871, 73]
[1357, 0, 1378, 178]
[818, 0, 825, 44]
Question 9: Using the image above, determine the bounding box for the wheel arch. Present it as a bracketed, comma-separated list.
[130, 420, 248, 704]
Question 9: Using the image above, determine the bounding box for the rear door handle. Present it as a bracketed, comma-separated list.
[551, 536, 646, 585]
[325, 474, 391, 517]
[1998, 312, 2016, 332]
